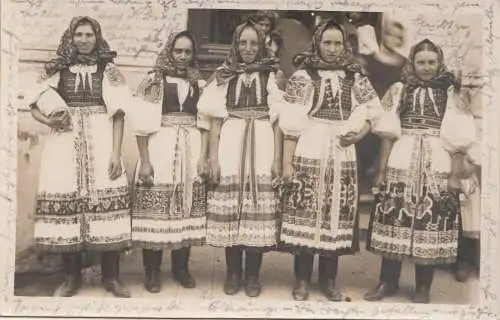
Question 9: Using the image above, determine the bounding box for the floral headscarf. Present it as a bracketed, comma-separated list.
[42, 16, 116, 80]
[293, 19, 366, 75]
[214, 20, 279, 86]
[400, 38, 457, 89]
[137, 31, 203, 103]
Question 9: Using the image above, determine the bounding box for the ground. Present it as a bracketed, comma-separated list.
[15, 230, 478, 305]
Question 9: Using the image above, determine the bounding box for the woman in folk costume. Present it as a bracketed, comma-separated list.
[278, 19, 383, 301]
[197, 20, 283, 298]
[131, 31, 208, 293]
[364, 39, 475, 303]
[27, 16, 132, 297]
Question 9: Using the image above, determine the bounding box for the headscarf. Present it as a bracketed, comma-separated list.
[137, 31, 202, 102]
[42, 16, 116, 80]
[292, 19, 366, 75]
[400, 39, 458, 89]
[214, 20, 279, 86]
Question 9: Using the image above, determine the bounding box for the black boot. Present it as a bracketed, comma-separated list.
[363, 258, 401, 301]
[413, 265, 434, 303]
[244, 251, 263, 297]
[292, 254, 314, 301]
[59, 252, 82, 297]
[143, 249, 162, 293]
[101, 251, 130, 298]
[172, 247, 196, 289]
[223, 247, 243, 295]
[318, 255, 342, 301]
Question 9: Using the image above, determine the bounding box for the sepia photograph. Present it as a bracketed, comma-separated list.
[0, 0, 498, 319]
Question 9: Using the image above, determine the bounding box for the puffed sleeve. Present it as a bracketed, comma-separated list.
[342, 73, 383, 135]
[278, 70, 314, 138]
[102, 63, 133, 118]
[196, 78, 228, 119]
[266, 71, 285, 124]
[371, 82, 404, 140]
[440, 85, 476, 154]
[131, 72, 163, 136]
[26, 72, 67, 116]
[466, 117, 481, 166]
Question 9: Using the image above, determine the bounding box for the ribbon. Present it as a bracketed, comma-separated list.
[67, 106, 106, 206]
[401, 128, 441, 206]
[162, 113, 196, 216]
[228, 107, 269, 229]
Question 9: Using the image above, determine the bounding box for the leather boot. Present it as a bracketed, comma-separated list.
[172, 247, 196, 289]
[223, 247, 243, 295]
[101, 251, 131, 298]
[363, 258, 401, 301]
[143, 249, 162, 293]
[318, 255, 342, 301]
[59, 252, 82, 297]
[244, 251, 263, 297]
[413, 265, 434, 303]
[292, 254, 313, 301]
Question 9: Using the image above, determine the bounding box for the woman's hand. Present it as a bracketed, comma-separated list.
[138, 161, 154, 187]
[271, 159, 282, 180]
[209, 159, 221, 187]
[339, 131, 360, 147]
[108, 154, 123, 181]
[282, 162, 295, 183]
[448, 174, 462, 193]
[372, 169, 386, 194]
[197, 157, 211, 181]
[47, 110, 71, 131]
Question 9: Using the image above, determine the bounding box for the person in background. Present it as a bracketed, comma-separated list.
[356, 19, 408, 194]
[197, 20, 284, 298]
[268, 30, 287, 90]
[365, 39, 475, 304]
[346, 12, 379, 56]
[27, 16, 132, 298]
[251, 10, 279, 44]
[278, 19, 383, 301]
[131, 31, 208, 293]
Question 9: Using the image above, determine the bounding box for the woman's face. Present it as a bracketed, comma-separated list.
[414, 50, 439, 81]
[238, 27, 259, 64]
[257, 17, 273, 35]
[382, 24, 404, 50]
[172, 36, 194, 70]
[319, 27, 344, 63]
[268, 39, 279, 57]
[73, 23, 97, 55]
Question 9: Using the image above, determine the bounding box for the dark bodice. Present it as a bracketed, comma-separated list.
[162, 77, 200, 115]
[57, 64, 106, 107]
[225, 72, 270, 110]
[307, 69, 355, 121]
[400, 87, 447, 130]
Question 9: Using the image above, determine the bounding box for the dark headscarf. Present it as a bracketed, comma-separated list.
[42, 16, 116, 79]
[400, 38, 457, 89]
[292, 19, 366, 75]
[214, 20, 279, 86]
[137, 31, 203, 103]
